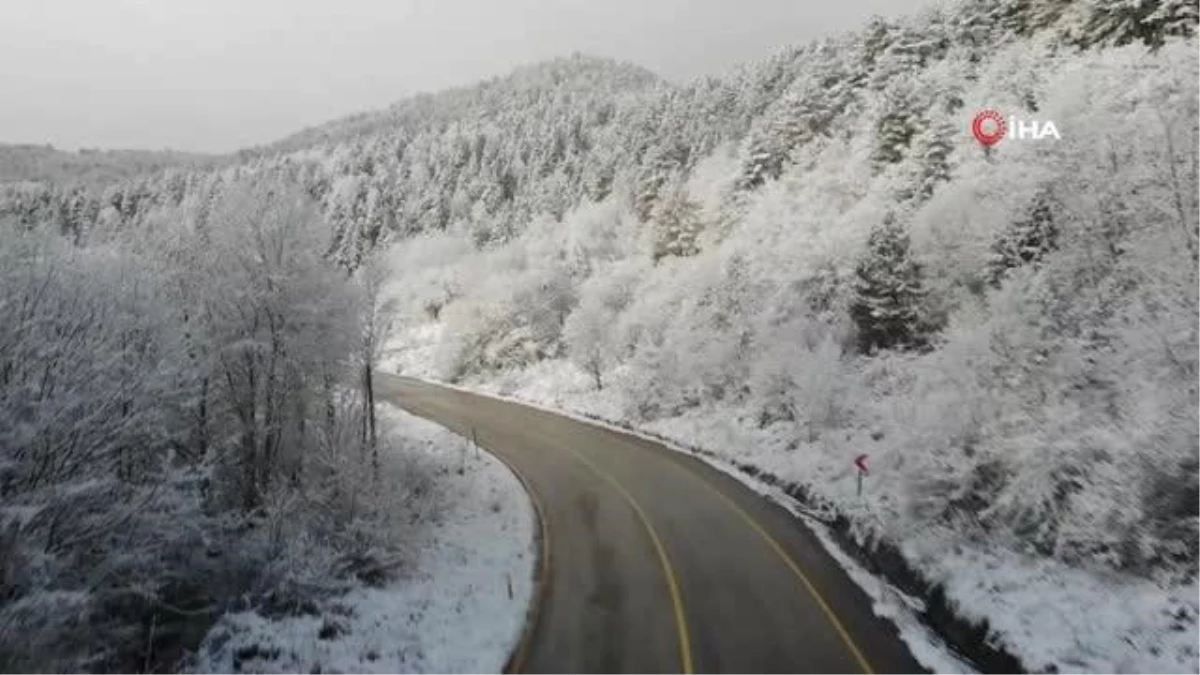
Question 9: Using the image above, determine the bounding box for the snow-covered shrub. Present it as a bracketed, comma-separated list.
[383, 231, 473, 322]
[564, 258, 646, 389]
[434, 203, 643, 380]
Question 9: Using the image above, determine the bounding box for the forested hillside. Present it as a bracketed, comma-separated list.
[4, 2, 1197, 266]
[370, 1, 1194, 671]
[2, 0, 1198, 671]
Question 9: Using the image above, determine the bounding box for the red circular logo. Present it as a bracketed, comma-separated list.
[971, 109, 1006, 147]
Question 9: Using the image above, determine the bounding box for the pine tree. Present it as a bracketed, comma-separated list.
[873, 109, 916, 168]
[652, 182, 703, 263]
[850, 216, 930, 353]
[955, 0, 1007, 48]
[998, 0, 1035, 36]
[988, 192, 1059, 285]
[1080, 0, 1161, 47]
[857, 16, 897, 76]
[634, 145, 681, 221]
[1026, 0, 1076, 32]
[909, 120, 954, 202]
[737, 85, 835, 191]
[737, 126, 784, 191]
[1144, 0, 1200, 45]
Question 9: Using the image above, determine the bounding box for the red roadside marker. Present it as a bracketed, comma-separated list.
[854, 454, 869, 474]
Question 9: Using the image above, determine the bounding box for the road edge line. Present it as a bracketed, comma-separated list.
[490, 446, 551, 675]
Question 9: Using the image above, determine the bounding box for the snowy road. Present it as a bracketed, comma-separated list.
[377, 373, 924, 674]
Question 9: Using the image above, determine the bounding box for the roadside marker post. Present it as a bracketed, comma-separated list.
[854, 454, 869, 496]
[459, 431, 469, 475]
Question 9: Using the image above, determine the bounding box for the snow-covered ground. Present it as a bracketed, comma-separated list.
[189, 404, 536, 674]
[380, 347, 1198, 675]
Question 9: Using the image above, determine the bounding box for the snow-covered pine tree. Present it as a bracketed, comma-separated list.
[872, 89, 919, 169]
[736, 122, 783, 192]
[735, 55, 844, 192]
[739, 90, 825, 187]
[856, 16, 897, 77]
[996, 0, 1036, 37]
[907, 118, 955, 202]
[1080, 0, 1161, 47]
[1024, 0, 1077, 33]
[850, 215, 931, 353]
[634, 144, 680, 222]
[1144, 0, 1200, 45]
[988, 192, 1060, 286]
[652, 180, 703, 263]
[867, 22, 936, 90]
[954, 0, 1009, 49]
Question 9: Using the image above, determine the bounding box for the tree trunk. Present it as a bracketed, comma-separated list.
[197, 376, 209, 458]
[363, 363, 378, 480]
[324, 368, 337, 442]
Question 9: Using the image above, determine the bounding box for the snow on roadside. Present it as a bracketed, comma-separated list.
[189, 404, 536, 674]
[449, 355, 1199, 674]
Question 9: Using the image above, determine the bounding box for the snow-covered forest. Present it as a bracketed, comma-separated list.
[0, 171, 438, 669]
[0, 143, 224, 187]
[2, 0, 1198, 671]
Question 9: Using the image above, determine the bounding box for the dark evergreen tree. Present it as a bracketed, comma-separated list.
[1025, 0, 1075, 33]
[954, 0, 1008, 48]
[634, 145, 681, 221]
[872, 91, 919, 169]
[857, 16, 897, 76]
[652, 181, 703, 263]
[1080, 0, 1161, 48]
[1143, 0, 1200, 45]
[850, 216, 930, 353]
[998, 0, 1035, 37]
[737, 127, 785, 191]
[988, 192, 1060, 286]
[908, 120, 954, 201]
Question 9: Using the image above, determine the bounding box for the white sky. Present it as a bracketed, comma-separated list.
[0, 0, 930, 153]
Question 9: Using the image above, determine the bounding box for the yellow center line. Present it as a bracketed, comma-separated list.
[668, 456, 875, 674]
[559, 443, 695, 675]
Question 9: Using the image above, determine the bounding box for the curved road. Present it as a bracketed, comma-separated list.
[377, 374, 924, 674]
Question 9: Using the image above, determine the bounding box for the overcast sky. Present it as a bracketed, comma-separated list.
[0, 0, 931, 153]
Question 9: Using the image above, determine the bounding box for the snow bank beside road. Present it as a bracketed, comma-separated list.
[189, 405, 536, 674]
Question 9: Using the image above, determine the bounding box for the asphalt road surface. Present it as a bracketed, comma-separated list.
[377, 373, 925, 674]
